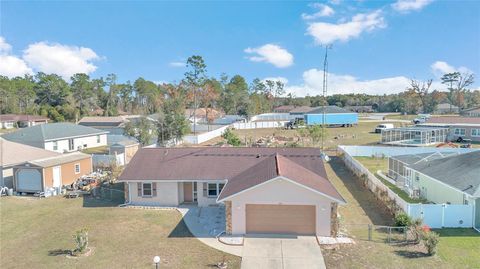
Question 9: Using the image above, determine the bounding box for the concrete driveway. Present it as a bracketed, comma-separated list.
[241, 235, 326, 269]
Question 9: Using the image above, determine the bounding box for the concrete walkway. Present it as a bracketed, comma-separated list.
[241, 235, 326, 269]
[178, 206, 243, 256]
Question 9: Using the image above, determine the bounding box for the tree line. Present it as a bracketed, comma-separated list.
[1, 55, 478, 124]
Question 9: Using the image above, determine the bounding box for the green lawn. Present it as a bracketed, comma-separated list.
[323, 157, 480, 269]
[0, 196, 240, 269]
[354, 156, 427, 203]
[81, 145, 109, 154]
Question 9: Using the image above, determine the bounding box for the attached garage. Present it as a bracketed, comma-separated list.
[246, 204, 316, 235]
[16, 168, 43, 193]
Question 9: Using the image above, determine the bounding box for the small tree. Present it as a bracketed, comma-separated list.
[422, 230, 439, 256]
[222, 128, 242, 146]
[408, 218, 423, 243]
[73, 228, 89, 254]
[394, 212, 412, 227]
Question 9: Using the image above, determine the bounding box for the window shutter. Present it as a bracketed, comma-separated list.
[137, 183, 142, 196]
[152, 182, 157, 197]
[203, 183, 207, 197]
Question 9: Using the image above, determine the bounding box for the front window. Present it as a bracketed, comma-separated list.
[208, 183, 218, 197]
[96, 135, 101, 143]
[142, 183, 152, 196]
[454, 128, 466, 136]
[53, 141, 58, 151]
[471, 129, 480, 137]
[74, 163, 80, 174]
[68, 139, 74, 151]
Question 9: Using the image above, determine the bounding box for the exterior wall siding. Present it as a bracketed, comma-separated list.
[43, 157, 92, 188]
[411, 171, 468, 205]
[44, 134, 107, 153]
[228, 178, 333, 236]
[448, 126, 480, 142]
[128, 182, 179, 206]
[305, 113, 358, 125]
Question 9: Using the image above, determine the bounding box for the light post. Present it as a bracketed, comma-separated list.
[153, 256, 161, 269]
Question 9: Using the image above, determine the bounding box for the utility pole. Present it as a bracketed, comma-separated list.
[321, 45, 331, 152]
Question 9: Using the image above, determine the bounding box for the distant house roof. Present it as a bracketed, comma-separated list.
[421, 116, 480, 126]
[2, 123, 108, 143]
[436, 103, 458, 109]
[27, 152, 91, 168]
[289, 106, 315, 114]
[409, 151, 480, 197]
[119, 147, 344, 202]
[0, 114, 49, 122]
[307, 106, 354, 114]
[78, 116, 127, 127]
[0, 138, 60, 167]
[217, 153, 345, 203]
[111, 140, 140, 147]
[107, 134, 139, 146]
[273, 105, 296, 112]
[185, 108, 223, 119]
[462, 106, 480, 112]
[391, 152, 459, 166]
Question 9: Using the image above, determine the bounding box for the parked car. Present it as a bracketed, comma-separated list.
[285, 118, 305, 129]
[413, 114, 431, 124]
[375, 123, 394, 133]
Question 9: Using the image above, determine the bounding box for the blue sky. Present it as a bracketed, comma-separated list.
[0, 0, 479, 96]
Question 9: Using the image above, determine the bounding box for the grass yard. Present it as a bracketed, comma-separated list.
[201, 121, 397, 150]
[323, 157, 480, 269]
[0, 197, 241, 269]
[81, 145, 109, 154]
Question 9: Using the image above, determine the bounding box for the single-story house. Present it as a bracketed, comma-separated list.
[13, 152, 92, 194]
[289, 106, 315, 118]
[344, 105, 374, 113]
[2, 123, 108, 153]
[418, 116, 480, 142]
[0, 114, 49, 129]
[78, 116, 127, 128]
[302, 106, 358, 126]
[0, 138, 60, 188]
[273, 105, 296, 113]
[118, 147, 345, 236]
[388, 151, 480, 230]
[434, 103, 459, 115]
[461, 107, 480, 117]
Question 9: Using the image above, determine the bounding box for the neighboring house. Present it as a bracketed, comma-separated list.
[388, 151, 480, 230]
[302, 106, 358, 126]
[78, 116, 129, 135]
[344, 105, 374, 113]
[109, 140, 140, 164]
[0, 114, 49, 129]
[418, 117, 480, 142]
[118, 147, 345, 236]
[434, 103, 459, 114]
[2, 123, 108, 153]
[273, 105, 296, 113]
[461, 107, 480, 117]
[289, 106, 315, 118]
[185, 108, 223, 124]
[13, 152, 92, 194]
[0, 138, 59, 188]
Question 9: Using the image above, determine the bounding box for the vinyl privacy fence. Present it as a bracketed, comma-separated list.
[338, 145, 475, 228]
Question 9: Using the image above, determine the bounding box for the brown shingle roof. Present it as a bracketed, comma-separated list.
[425, 117, 480, 125]
[217, 154, 345, 203]
[0, 114, 49, 122]
[119, 147, 344, 203]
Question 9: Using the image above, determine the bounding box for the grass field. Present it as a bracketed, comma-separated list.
[81, 145, 109, 154]
[201, 121, 398, 150]
[323, 157, 480, 269]
[0, 197, 241, 269]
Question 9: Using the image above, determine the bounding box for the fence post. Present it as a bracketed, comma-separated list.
[387, 227, 391, 243]
[368, 224, 372, 241]
[403, 226, 407, 241]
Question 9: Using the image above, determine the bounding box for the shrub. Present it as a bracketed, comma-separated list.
[394, 212, 412, 227]
[422, 230, 439, 256]
[221, 128, 242, 146]
[73, 228, 89, 254]
[409, 218, 424, 243]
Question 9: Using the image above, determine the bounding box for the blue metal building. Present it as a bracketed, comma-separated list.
[301, 106, 358, 126]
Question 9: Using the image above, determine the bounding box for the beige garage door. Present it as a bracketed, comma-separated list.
[246, 204, 316, 235]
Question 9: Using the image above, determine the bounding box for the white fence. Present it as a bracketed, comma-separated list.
[232, 121, 288, 130]
[250, 113, 295, 121]
[340, 145, 479, 157]
[339, 145, 476, 228]
[183, 125, 230, 144]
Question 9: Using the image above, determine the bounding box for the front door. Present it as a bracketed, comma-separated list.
[53, 166, 61, 188]
[184, 182, 193, 202]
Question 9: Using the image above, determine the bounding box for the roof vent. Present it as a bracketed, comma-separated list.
[256, 154, 261, 158]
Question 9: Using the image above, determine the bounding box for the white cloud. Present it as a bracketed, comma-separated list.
[329, 0, 342, 5]
[23, 42, 100, 80]
[0, 37, 33, 78]
[302, 4, 335, 20]
[244, 44, 294, 68]
[306, 10, 386, 44]
[430, 61, 472, 77]
[169, 61, 185, 67]
[392, 0, 433, 13]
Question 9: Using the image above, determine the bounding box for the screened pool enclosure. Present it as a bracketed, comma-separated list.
[381, 127, 449, 146]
